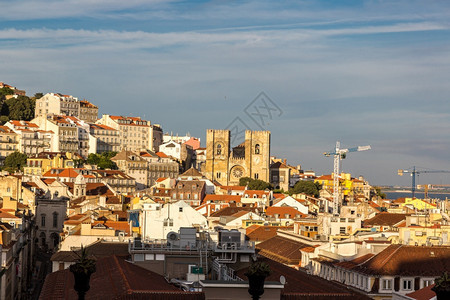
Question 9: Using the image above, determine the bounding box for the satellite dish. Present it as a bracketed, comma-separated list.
[280, 275, 286, 285]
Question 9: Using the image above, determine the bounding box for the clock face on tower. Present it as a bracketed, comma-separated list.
[232, 166, 244, 178]
[254, 156, 260, 164]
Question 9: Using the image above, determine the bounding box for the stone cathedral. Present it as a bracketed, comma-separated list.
[205, 129, 271, 186]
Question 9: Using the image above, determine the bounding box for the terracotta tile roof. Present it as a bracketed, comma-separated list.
[405, 284, 436, 300]
[111, 150, 147, 162]
[236, 257, 370, 299]
[243, 190, 270, 198]
[220, 185, 246, 191]
[246, 226, 293, 242]
[230, 210, 251, 218]
[255, 236, 310, 265]
[64, 182, 114, 196]
[9, 120, 39, 127]
[316, 174, 333, 181]
[265, 206, 306, 219]
[363, 212, 409, 227]
[92, 220, 131, 235]
[156, 177, 167, 182]
[202, 194, 241, 204]
[51, 240, 129, 262]
[352, 244, 450, 276]
[80, 99, 97, 108]
[156, 151, 168, 158]
[209, 206, 256, 217]
[40, 255, 204, 299]
[393, 197, 406, 204]
[90, 123, 116, 131]
[180, 167, 204, 178]
[43, 168, 82, 178]
[0, 126, 15, 133]
[334, 253, 375, 270]
[270, 161, 289, 169]
[0, 210, 19, 219]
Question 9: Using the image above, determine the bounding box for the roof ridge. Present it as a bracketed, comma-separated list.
[377, 244, 403, 269]
[113, 255, 132, 293]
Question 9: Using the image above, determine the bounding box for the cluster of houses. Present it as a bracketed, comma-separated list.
[0, 82, 449, 299]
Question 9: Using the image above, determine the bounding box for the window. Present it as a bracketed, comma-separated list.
[339, 227, 346, 234]
[41, 214, 46, 227]
[402, 279, 413, 290]
[216, 172, 221, 179]
[179, 207, 183, 212]
[216, 144, 222, 155]
[422, 279, 434, 288]
[53, 212, 58, 228]
[255, 144, 260, 154]
[254, 173, 259, 179]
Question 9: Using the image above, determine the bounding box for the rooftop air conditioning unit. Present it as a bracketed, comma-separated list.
[167, 231, 180, 247]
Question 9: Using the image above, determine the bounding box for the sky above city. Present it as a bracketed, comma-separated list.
[2, 0, 450, 187]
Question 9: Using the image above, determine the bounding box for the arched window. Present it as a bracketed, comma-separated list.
[255, 144, 260, 154]
[216, 144, 222, 155]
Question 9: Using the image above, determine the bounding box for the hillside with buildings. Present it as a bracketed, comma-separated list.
[0, 81, 449, 299]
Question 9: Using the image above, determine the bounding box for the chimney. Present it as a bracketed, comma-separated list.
[80, 222, 91, 236]
[99, 196, 106, 207]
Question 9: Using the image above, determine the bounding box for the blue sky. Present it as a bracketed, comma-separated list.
[2, 0, 450, 187]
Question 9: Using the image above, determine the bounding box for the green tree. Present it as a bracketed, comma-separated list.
[0, 87, 14, 100]
[34, 92, 44, 99]
[373, 186, 386, 199]
[4, 96, 35, 121]
[239, 177, 273, 190]
[3, 151, 27, 172]
[86, 153, 100, 165]
[86, 152, 117, 170]
[289, 180, 321, 197]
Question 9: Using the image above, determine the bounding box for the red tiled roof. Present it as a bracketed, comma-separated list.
[156, 151, 169, 158]
[92, 220, 131, 235]
[0, 210, 19, 219]
[220, 185, 246, 191]
[352, 244, 450, 276]
[316, 174, 333, 181]
[236, 257, 370, 299]
[255, 236, 309, 265]
[90, 123, 116, 131]
[246, 226, 293, 242]
[43, 168, 81, 178]
[405, 284, 436, 300]
[265, 206, 306, 219]
[209, 206, 256, 217]
[243, 190, 270, 197]
[363, 212, 409, 227]
[334, 253, 375, 270]
[202, 194, 241, 204]
[40, 255, 204, 299]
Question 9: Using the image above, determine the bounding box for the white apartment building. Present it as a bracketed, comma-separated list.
[97, 115, 162, 152]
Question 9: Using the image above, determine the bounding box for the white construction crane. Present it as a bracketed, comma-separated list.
[324, 142, 371, 215]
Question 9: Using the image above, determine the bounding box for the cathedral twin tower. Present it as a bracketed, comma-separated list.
[205, 129, 271, 186]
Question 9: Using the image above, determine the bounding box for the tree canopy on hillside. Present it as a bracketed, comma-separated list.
[2, 151, 28, 173]
[0, 88, 36, 124]
[86, 152, 118, 170]
[239, 177, 273, 190]
[289, 180, 321, 197]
